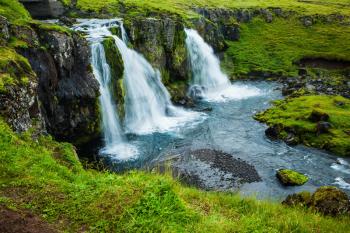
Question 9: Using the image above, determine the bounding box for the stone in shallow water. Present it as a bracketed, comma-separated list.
[276, 169, 308, 186]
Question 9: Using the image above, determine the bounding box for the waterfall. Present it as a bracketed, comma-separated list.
[185, 28, 260, 102]
[74, 19, 137, 160]
[113, 33, 201, 134]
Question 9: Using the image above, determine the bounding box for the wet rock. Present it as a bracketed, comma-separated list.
[316, 121, 332, 135]
[189, 85, 205, 100]
[20, 28, 100, 143]
[311, 186, 350, 216]
[285, 133, 298, 145]
[199, 107, 213, 112]
[265, 124, 282, 139]
[276, 169, 308, 186]
[308, 109, 329, 122]
[59, 16, 77, 27]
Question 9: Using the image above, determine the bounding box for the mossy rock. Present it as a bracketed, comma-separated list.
[102, 36, 124, 81]
[311, 186, 350, 216]
[282, 191, 312, 207]
[255, 95, 350, 156]
[102, 36, 125, 118]
[276, 169, 308, 186]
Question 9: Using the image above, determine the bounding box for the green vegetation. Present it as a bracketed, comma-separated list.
[76, 0, 350, 19]
[0, 0, 31, 24]
[0, 47, 35, 92]
[30, 20, 73, 35]
[277, 169, 309, 186]
[102, 36, 125, 117]
[0, 118, 349, 232]
[225, 17, 350, 77]
[256, 95, 350, 156]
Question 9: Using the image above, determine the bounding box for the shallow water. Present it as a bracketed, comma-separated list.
[98, 81, 350, 200]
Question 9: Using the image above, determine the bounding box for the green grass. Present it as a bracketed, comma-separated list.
[75, 0, 350, 18]
[256, 95, 350, 156]
[1, 119, 350, 232]
[0, 47, 35, 92]
[0, 0, 31, 24]
[224, 17, 350, 77]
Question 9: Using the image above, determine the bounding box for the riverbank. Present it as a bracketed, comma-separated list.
[1, 119, 350, 232]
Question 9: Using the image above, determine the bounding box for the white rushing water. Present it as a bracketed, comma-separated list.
[74, 19, 137, 160]
[112, 28, 202, 135]
[185, 28, 261, 102]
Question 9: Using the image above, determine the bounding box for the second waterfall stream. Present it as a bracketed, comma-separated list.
[185, 28, 261, 102]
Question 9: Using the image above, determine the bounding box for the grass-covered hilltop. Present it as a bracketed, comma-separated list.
[1, 0, 350, 232]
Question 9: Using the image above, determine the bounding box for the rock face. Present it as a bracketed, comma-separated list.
[283, 186, 350, 216]
[22, 28, 100, 143]
[125, 17, 188, 81]
[0, 18, 100, 144]
[276, 169, 308, 186]
[0, 50, 42, 133]
[0, 17, 42, 132]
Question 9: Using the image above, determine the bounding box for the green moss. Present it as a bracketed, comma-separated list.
[30, 21, 72, 35]
[102, 36, 125, 118]
[0, 0, 31, 24]
[256, 95, 350, 156]
[0, 47, 35, 93]
[1, 118, 350, 232]
[277, 169, 308, 186]
[8, 37, 28, 49]
[102, 37, 124, 81]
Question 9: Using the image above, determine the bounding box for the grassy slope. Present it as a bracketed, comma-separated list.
[256, 95, 350, 156]
[1, 119, 350, 232]
[225, 17, 350, 77]
[0, 0, 30, 24]
[76, 0, 350, 17]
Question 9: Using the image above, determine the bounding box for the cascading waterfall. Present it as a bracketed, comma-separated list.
[185, 28, 261, 102]
[112, 26, 201, 135]
[74, 19, 137, 160]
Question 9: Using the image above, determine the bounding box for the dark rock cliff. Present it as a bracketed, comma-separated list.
[0, 17, 101, 144]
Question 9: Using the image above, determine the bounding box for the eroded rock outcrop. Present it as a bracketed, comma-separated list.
[24, 27, 100, 143]
[1, 18, 100, 144]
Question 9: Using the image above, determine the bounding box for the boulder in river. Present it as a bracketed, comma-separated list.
[276, 169, 308, 186]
